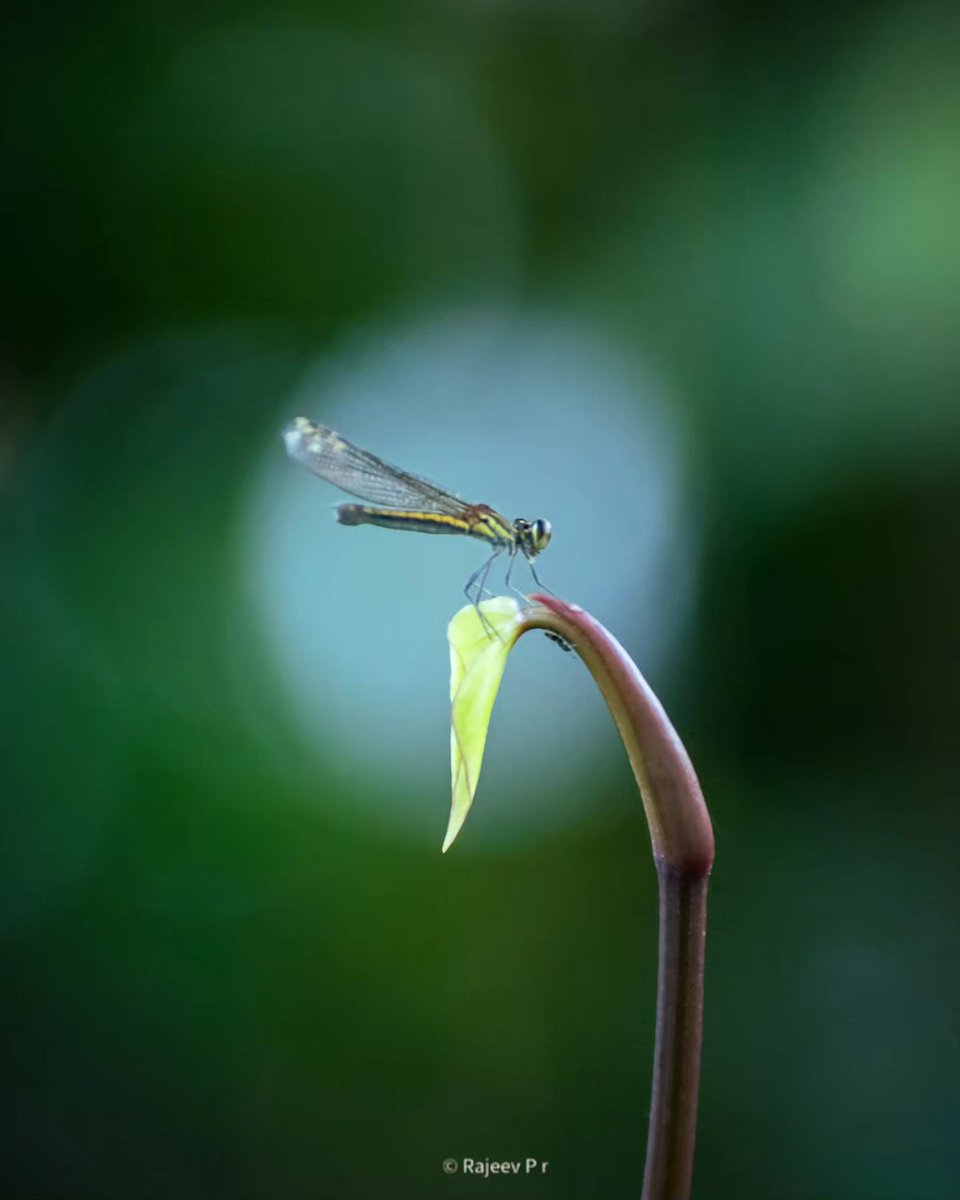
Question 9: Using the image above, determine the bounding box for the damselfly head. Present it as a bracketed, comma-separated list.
[514, 517, 552, 558]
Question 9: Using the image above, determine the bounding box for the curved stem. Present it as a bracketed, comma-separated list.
[517, 596, 714, 1200]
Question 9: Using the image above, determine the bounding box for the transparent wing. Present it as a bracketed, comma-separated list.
[283, 418, 473, 514]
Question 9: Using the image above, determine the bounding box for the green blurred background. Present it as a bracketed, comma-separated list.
[2, 2, 958, 1198]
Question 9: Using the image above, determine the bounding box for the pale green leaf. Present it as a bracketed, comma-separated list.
[444, 597, 523, 852]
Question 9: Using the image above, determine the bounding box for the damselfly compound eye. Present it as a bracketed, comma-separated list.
[532, 518, 552, 552]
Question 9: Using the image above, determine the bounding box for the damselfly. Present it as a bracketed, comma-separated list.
[283, 418, 552, 617]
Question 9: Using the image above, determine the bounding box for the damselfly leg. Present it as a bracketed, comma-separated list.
[464, 549, 504, 639]
[505, 548, 555, 602]
[503, 549, 562, 650]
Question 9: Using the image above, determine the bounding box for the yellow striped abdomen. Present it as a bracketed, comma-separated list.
[336, 504, 515, 547]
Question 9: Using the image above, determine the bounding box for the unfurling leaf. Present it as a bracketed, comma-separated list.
[444, 597, 523, 852]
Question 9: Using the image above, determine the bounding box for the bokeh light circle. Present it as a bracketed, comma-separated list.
[246, 309, 699, 849]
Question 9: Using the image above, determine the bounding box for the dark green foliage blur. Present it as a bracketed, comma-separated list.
[2, 2, 958, 1199]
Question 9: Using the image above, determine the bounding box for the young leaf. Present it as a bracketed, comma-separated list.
[444, 597, 523, 852]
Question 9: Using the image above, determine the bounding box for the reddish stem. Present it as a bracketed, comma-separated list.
[518, 595, 714, 1200]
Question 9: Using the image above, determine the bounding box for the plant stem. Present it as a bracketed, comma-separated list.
[517, 596, 714, 1200]
[644, 865, 709, 1200]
